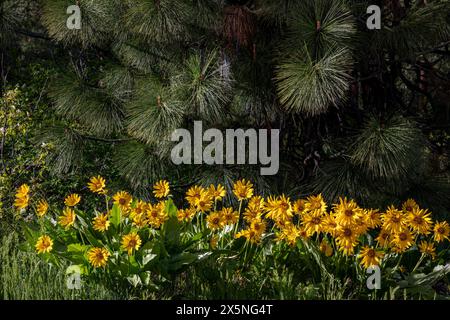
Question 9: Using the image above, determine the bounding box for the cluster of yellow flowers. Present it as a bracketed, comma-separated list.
[16, 177, 450, 270]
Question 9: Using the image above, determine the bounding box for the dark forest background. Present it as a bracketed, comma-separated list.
[1, 0, 450, 230]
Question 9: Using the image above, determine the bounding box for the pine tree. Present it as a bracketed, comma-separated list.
[2, 0, 450, 215]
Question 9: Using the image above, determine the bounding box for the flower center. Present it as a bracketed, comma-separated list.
[413, 216, 423, 225]
[391, 216, 400, 223]
[345, 209, 354, 217]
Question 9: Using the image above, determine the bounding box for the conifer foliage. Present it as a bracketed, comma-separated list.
[2, 0, 450, 214]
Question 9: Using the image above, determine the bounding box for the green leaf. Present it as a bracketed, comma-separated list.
[67, 243, 89, 254]
[111, 204, 121, 228]
[165, 198, 178, 219]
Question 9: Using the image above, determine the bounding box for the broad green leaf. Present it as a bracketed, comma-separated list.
[111, 204, 121, 228]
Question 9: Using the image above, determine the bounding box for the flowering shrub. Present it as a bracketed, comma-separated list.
[15, 177, 450, 298]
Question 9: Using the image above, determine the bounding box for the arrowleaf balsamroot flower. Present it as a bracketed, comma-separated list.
[88, 247, 110, 268]
[375, 228, 391, 248]
[64, 193, 81, 207]
[14, 184, 30, 210]
[113, 191, 132, 213]
[177, 207, 196, 222]
[58, 207, 76, 229]
[153, 180, 170, 198]
[185, 185, 205, 206]
[302, 210, 325, 237]
[359, 246, 384, 269]
[392, 229, 414, 253]
[35, 235, 53, 254]
[381, 206, 406, 233]
[208, 184, 226, 201]
[233, 179, 254, 201]
[419, 241, 436, 259]
[402, 199, 419, 214]
[320, 240, 334, 257]
[92, 213, 110, 232]
[36, 199, 49, 218]
[88, 176, 107, 194]
[194, 193, 214, 212]
[364, 209, 382, 229]
[304, 194, 327, 214]
[121, 232, 142, 255]
[220, 207, 239, 226]
[146, 202, 168, 228]
[293, 199, 307, 216]
[433, 221, 450, 243]
[333, 197, 363, 227]
[206, 212, 223, 230]
[407, 208, 432, 235]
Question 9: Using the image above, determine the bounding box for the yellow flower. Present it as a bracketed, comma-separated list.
[359, 246, 384, 269]
[121, 232, 142, 255]
[88, 176, 107, 194]
[333, 197, 363, 227]
[335, 225, 359, 255]
[206, 212, 223, 230]
[194, 193, 213, 213]
[354, 217, 369, 236]
[92, 213, 110, 232]
[293, 199, 307, 215]
[302, 210, 325, 237]
[419, 241, 436, 259]
[64, 193, 81, 207]
[236, 228, 262, 244]
[250, 218, 267, 237]
[244, 196, 264, 222]
[58, 207, 76, 229]
[35, 235, 53, 254]
[177, 207, 196, 222]
[433, 221, 450, 243]
[113, 191, 132, 212]
[364, 209, 382, 229]
[208, 184, 226, 201]
[210, 235, 219, 249]
[265, 195, 293, 224]
[304, 194, 327, 214]
[36, 199, 49, 218]
[185, 185, 205, 207]
[221, 207, 239, 226]
[14, 184, 30, 210]
[16, 184, 30, 197]
[402, 199, 419, 214]
[276, 224, 301, 246]
[320, 240, 334, 257]
[130, 200, 148, 219]
[232, 179, 254, 201]
[391, 229, 414, 253]
[407, 208, 432, 235]
[87, 247, 110, 268]
[146, 202, 168, 228]
[153, 180, 170, 198]
[381, 206, 406, 233]
[375, 228, 391, 248]
[132, 213, 148, 229]
[322, 213, 338, 236]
